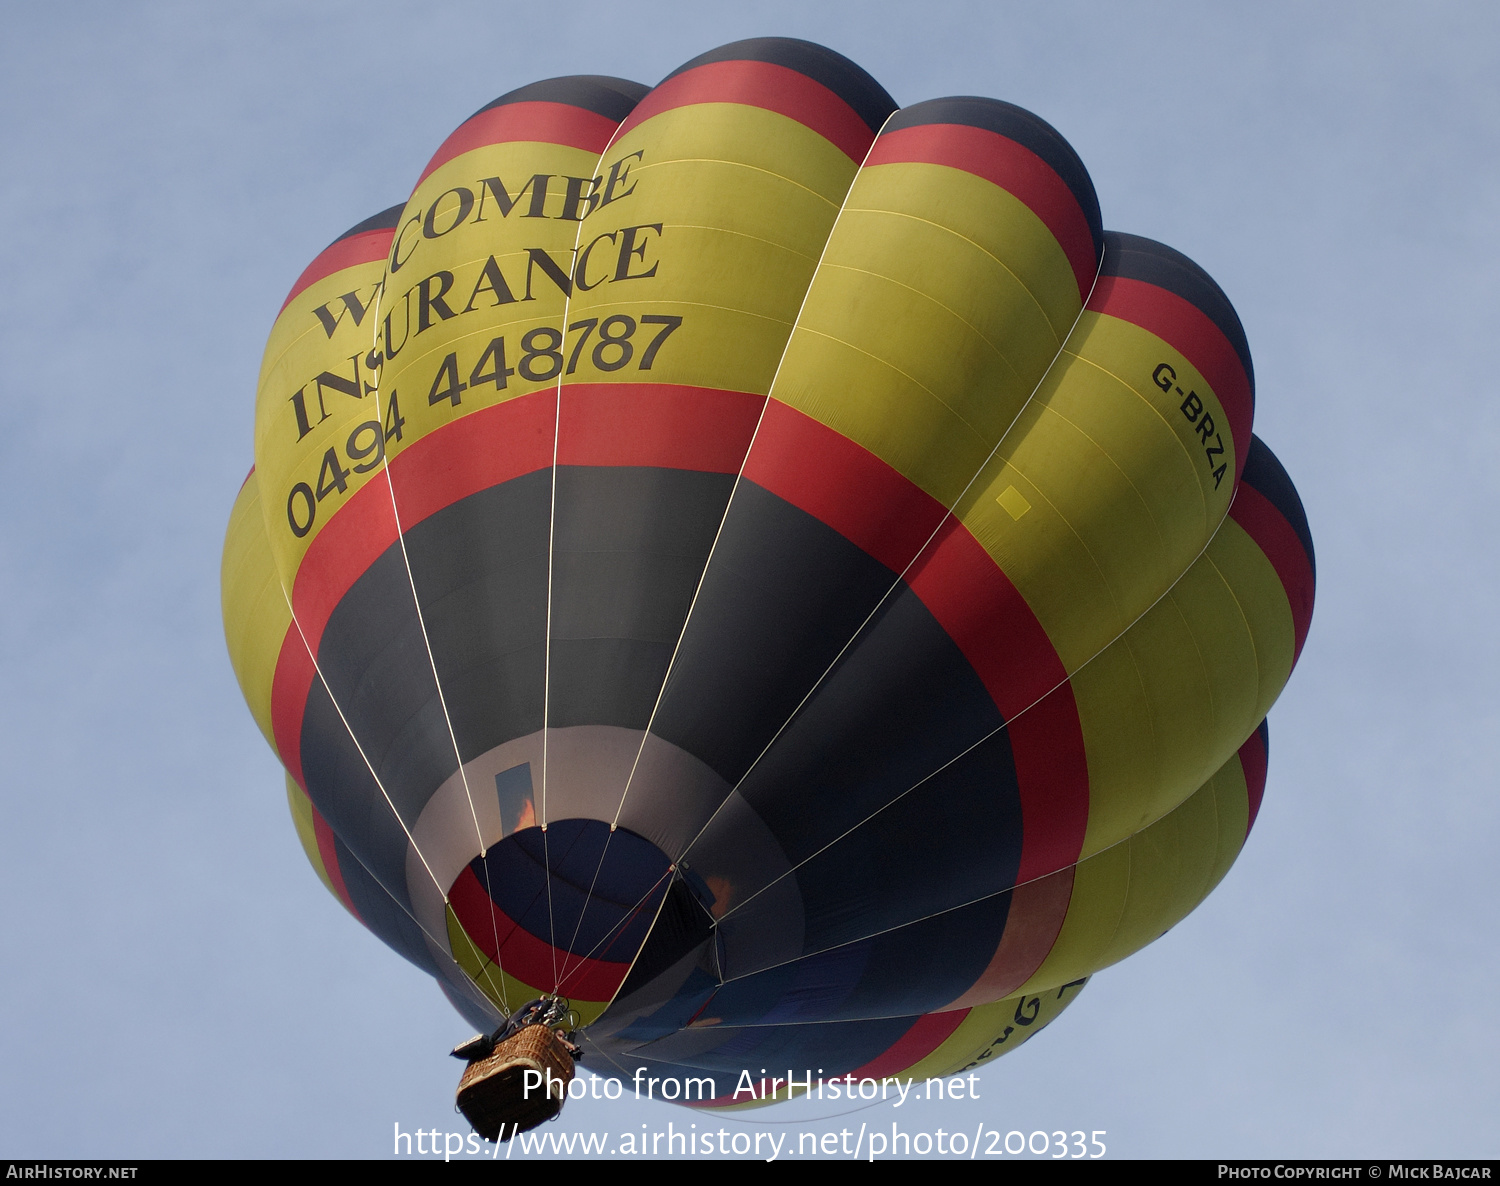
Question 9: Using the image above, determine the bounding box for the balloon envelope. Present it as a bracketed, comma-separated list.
[222, 37, 1314, 1102]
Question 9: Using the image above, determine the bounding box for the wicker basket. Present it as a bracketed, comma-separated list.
[456, 1024, 576, 1141]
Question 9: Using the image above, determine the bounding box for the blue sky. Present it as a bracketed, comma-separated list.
[1, 1, 1495, 1159]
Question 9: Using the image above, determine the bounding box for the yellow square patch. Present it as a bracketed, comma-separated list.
[996, 484, 1032, 520]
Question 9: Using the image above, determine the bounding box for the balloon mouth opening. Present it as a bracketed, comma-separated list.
[446, 818, 677, 1016]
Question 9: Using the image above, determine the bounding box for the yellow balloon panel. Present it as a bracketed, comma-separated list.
[286, 772, 343, 906]
[561, 101, 867, 395]
[376, 140, 610, 444]
[1201, 520, 1299, 720]
[1018, 745, 1254, 994]
[220, 470, 292, 751]
[771, 147, 1092, 508]
[1073, 589, 1234, 853]
[253, 238, 397, 582]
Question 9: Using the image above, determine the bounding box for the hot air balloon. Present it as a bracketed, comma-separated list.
[221, 37, 1314, 1126]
